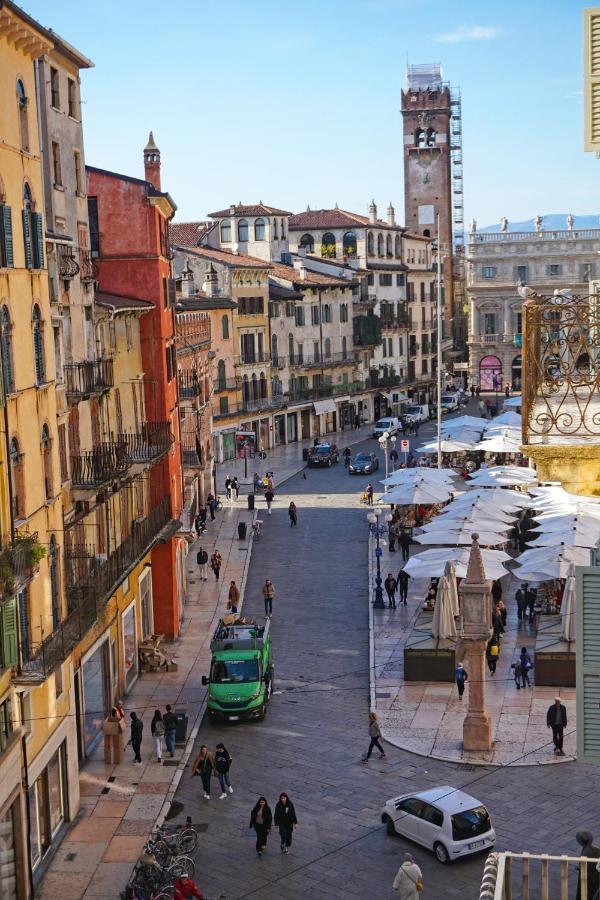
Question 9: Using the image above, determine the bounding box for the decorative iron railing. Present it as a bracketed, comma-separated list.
[57, 242, 79, 279]
[522, 290, 600, 444]
[177, 370, 203, 401]
[70, 443, 130, 487]
[64, 359, 113, 399]
[117, 422, 173, 464]
[78, 248, 98, 283]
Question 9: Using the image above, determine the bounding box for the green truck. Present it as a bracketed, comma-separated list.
[202, 618, 274, 721]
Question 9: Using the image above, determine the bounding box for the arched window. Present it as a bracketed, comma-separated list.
[217, 359, 226, 390]
[9, 437, 23, 519]
[324, 337, 331, 359]
[299, 233, 314, 254]
[220, 221, 231, 242]
[367, 232, 374, 256]
[254, 218, 266, 241]
[426, 127, 436, 147]
[423, 228, 430, 238]
[343, 232, 357, 257]
[49, 536, 60, 628]
[386, 234, 392, 257]
[415, 128, 426, 148]
[238, 219, 249, 242]
[321, 232, 336, 258]
[323, 304, 331, 323]
[342, 336, 347, 358]
[0, 307, 14, 394]
[395, 235, 401, 258]
[221, 314, 229, 339]
[41, 423, 53, 499]
[280, 218, 285, 238]
[32, 304, 45, 384]
[271, 334, 278, 366]
[259, 372, 267, 399]
[288, 333, 294, 364]
[242, 375, 250, 402]
[377, 234, 384, 256]
[17, 80, 29, 151]
[273, 219, 278, 239]
[251, 373, 258, 401]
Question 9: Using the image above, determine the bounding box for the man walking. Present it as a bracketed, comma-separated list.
[129, 711, 143, 764]
[232, 477, 240, 499]
[384, 573, 397, 609]
[365, 483, 373, 505]
[398, 530, 411, 562]
[196, 546, 208, 581]
[264, 487, 274, 515]
[262, 579, 275, 617]
[455, 662, 468, 699]
[163, 704, 177, 758]
[547, 696, 567, 756]
[398, 569, 409, 605]
[515, 584, 527, 621]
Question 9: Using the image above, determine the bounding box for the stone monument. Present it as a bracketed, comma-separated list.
[459, 535, 493, 751]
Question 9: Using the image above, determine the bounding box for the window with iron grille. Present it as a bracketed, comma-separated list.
[0, 205, 14, 268]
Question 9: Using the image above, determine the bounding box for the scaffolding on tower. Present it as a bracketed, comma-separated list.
[450, 87, 464, 253]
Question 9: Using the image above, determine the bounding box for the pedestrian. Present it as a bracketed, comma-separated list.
[225, 477, 232, 500]
[476, 386, 481, 397]
[265, 487, 274, 515]
[249, 796, 272, 857]
[384, 573, 397, 609]
[150, 709, 165, 762]
[194, 508, 206, 537]
[516, 583, 527, 621]
[513, 658, 523, 689]
[173, 875, 204, 900]
[390, 448, 399, 470]
[491, 579, 502, 604]
[526, 585, 537, 624]
[496, 598, 507, 627]
[262, 579, 275, 617]
[228, 580, 240, 613]
[398, 530, 411, 562]
[388, 522, 396, 553]
[365, 483, 373, 505]
[210, 550, 222, 580]
[196, 546, 209, 581]
[520, 646, 533, 687]
[547, 696, 567, 756]
[214, 742, 233, 799]
[486, 637, 499, 675]
[253, 472, 261, 493]
[207, 493, 216, 520]
[393, 852, 423, 898]
[455, 661, 468, 698]
[232, 477, 240, 499]
[478, 399, 486, 417]
[398, 569, 409, 605]
[163, 704, 177, 758]
[362, 712, 386, 762]
[267, 473, 274, 493]
[288, 501, 297, 527]
[505, 384, 510, 398]
[274, 792, 298, 854]
[128, 711, 143, 764]
[192, 744, 216, 800]
[491, 608, 504, 640]
[470, 384, 476, 398]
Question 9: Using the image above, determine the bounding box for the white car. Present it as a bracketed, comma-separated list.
[381, 786, 495, 864]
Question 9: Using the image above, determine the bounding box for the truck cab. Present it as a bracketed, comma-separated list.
[404, 404, 429, 424]
[202, 618, 273, 721]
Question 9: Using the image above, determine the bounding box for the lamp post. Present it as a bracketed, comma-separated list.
[378, 431, 397, 490]
[367, 507, 393, 608]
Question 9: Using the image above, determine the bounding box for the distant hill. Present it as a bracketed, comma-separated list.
[479, 214, 600, 233]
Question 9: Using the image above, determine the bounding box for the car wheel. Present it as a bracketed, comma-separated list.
[434, 842, 450, 864]
[382, 815, 396, 837]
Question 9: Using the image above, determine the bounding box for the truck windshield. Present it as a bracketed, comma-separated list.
[211, 659, 260, 684]
[406, 406, 420, 415]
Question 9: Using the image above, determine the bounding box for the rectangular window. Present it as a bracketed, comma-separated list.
[379, 273, 392, 287]
[74, 150, 84, 195]
[482, 266, 497, 279]
[67, 78, 77, 118]
[294, 306, 305, 326]
[166, 345, 173, 381]
[546, 264, 561, 277]
[50, 67, 60, 108]
[58, 424, 68, 482]
[0, 204, 14, 268]
[484, 313, 497, 334]
[88, 197, 100, 255]
[367, 273, 374, 286]
[398, 337, 403, 356]
[420, 281, 425, 300]
[407, 281, 414, 301]
[285, 302, 294, 317]
[51, 142, 62, 186]
[581, 262, 595, 281]
[421, 358, 428, 374]
[311, 306, 320, 325]
[162, 276, 168, 308]
[219, 396, 229, 415]
[515, 265, 528, 282]
[396, 273, 405, 286]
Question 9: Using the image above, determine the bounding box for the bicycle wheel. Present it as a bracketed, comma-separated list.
[167, 855, 195, 879]
[177, 828, 198, 855]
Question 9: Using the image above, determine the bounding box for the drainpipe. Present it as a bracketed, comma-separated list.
[21, 732, 35, 898]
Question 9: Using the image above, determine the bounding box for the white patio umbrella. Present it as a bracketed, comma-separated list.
[380, 481, 453, 505]
[436, 501, 515, 524]
[431, 570, 457, 639]
[420, 518, 512, 537]
[450, 491, 526, 512]
[474, 434, 522, 454]
[502, 396, 522, 409]
[514, 544, 590, 569]
[468, 466, 537, 488]
[527, 529, 598, 549]
[531, 513, 600, 533]
[517, 557, 584, 581]
[486, 411, 522, 428]
[443, 415, 488, 430]
[381, 468, 457, 487]
[415, 528, 508, 546]
[403, 547, 509, 580]
[561, 562, 576, 642]
[418, 438, 476, 455]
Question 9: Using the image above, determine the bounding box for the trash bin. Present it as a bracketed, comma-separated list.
[238, 521, 247, 540]
[174, 709, 188, 744]
[302, 448, 310, 461]
[247, 493, 255, 511]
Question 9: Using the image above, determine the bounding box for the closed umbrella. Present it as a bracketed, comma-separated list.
[431, 571, 457, 639]
[403, 547, 509, 580]
[415, 528, 507, 546]
[446, 560, 460, 617]
[561, 562, 576, 642]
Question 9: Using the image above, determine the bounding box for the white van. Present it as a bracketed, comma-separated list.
[372, 417, 400, 438]
[404, 404, 429, 424]
[441, 394, 460, 412]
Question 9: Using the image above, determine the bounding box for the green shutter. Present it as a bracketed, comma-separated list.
[1, 597, 18, 668]
[577, 567, 600, 762]
[1, 206, 14, 268]
[22, 210, 32, 269]
[32, 212, 44, 269]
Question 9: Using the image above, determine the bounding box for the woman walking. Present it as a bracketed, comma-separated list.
[486, 637, 499, 675]
[362, 712, 386, 762]
[192, 745, 216, 800]
[264, 487, 274, 516]
[288, 501, 297, 527]
[274, 792, 298, 854]
[210, 550, 222, 580]
[150, 709, 165, 763]
[393, 852, 423, 898]
[214, 743, 233, 799]
[228, 580, 240, 613]
[249, 796, 272, 857]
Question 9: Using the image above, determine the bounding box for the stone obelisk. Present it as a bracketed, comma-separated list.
[459, 535, 493, 751]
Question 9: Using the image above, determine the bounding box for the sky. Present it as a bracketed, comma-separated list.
[21, 0, 599, 228]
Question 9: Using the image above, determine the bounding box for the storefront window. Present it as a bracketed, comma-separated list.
[0, 804, 17, 899]
[139, 570, 153, 639]
[28, 743, 67, 871]
[28, 787, 40, 867]
[47, 749, 64, 834]
[222, 432, 235, 461]
[82, 643, 110, 754]
[122, 603, 138, 692]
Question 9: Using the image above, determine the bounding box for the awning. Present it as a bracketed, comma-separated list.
[313, 399, 336, 415]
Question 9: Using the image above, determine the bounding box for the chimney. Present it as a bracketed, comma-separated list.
[203, 262, 219, 297]
[181, 259, 195, 298]
[143, 131, 161, 191]
[387, 202, 396, 227]
[292, 257, 306, 280]
[369, 199, 377, 224]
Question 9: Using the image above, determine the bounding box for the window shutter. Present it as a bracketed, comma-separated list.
[576, 566, 600, 762]
[585, 10, 600, 153]
[1, 206, 14, 268]
[32, 212, 44, 268]
[22, 210, 32, 269]
[1, 597, 18, 668]
[17, 589, 29, 664]
[168, 278, 177, 307]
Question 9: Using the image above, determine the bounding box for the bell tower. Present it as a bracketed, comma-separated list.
[143, 130, 161, 191]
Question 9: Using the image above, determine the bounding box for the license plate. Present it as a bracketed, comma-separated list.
[468, 840, 485, 850]
[229, 715, 239, 721]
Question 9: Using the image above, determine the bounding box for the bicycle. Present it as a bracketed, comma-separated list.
[149, 817, 198, 859]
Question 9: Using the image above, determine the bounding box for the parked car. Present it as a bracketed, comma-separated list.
[348, 452, 379, 475]
[307, 443, 339, 467]
[441, 394, 460, 413]
[381, 786, 495, 865]
[373, 417, 400, 438]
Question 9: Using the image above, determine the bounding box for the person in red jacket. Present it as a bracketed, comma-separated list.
[174, 875, 203, 900]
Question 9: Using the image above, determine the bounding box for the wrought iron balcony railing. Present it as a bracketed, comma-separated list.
[214, 378, 238, 393]
[79, 248, 98, 283]
[22, 498, 172, 678]
[117, 422, 173, 465]
[64, 359, 114, 400]
[234, 353, 271, 367]
[57, 242, 80, 280]
[71, 444, 130, 488]
[177, 370, 203, 401]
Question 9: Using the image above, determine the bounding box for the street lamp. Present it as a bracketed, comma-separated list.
[367, 506, 393, 608]
[378, 431, 397, 490]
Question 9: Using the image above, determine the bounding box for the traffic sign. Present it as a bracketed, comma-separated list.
[400, 439, 410, 452]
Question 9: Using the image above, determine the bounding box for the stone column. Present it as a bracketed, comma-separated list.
[459, 536, 493, 751]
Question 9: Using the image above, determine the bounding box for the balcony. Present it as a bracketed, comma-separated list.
[214, 378, 238, 393]
[240, 397, 283, 413]
[479, 850, 599, 899]
[0, 534, 42, 599]
[71, 443, 130, 488]
[381, 317, 410, 332]
[288, 352, 356, 370]
[22, 498, 172, 678]
[117, 421, 173, 466]
[64, 359, 114, 401]
[57, 242, 80, 280]
[234, 354, 270, 368]
[177, 370, 203, 402]
[409, 342, 419, 358]
[79, 248, 98, 284]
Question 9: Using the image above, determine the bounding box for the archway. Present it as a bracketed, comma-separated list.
[511, 355, 522, 391]
[479, 355, 502, 391]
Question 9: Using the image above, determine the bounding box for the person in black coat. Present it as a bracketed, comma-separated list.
[547, 697, 567, 756]
[274, 793, 298, 853]
[128, 712, 143, 764]
[249, 797, 272, 856]
[397, 569, 410, 605]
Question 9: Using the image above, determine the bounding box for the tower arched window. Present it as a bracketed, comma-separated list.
[342, 336, 347, 358]
[386, 235, 392, 257]
[32, 304, 45, 384]
[220, 221, 231, 242]
[415, 128, 426, 148]
[273, 219, 278, 239]
[395, 235, 401, 258]
[49, 536, 60, 628]
[238, 219, 249, 242]
[254, 218, 266, 241]
[217, 359, 226, 390]
[280, 218, 285, 238]
[299, 233, 314, 254]
[321, 232, 336, 258]
[17, 80, 29, 151]
[343, 232, 357, 257]
[259, 371, 267, 399]
[377, 234, 384, 257]
[367, 232, 374, 256]
[0, 307, 14, 394]
[41, 423, 53, 499]
[221, 314, 229, 339]
[9, 437, 24, 520]
[426, 127, 436, 147]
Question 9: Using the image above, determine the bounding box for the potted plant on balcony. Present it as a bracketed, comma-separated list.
[14, 533, 46, 572]
[0, 561, 14, 600]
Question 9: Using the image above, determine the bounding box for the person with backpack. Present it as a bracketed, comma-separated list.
[232, 477, 240, 499]
[249, 797, 272, 857]
[486, 637, 500, 675]
[274, 792, 298, 854]
[151, 709, 165, 762]
[214, 743, 233, 799]
[192, 745, 216, 800]
[210, 549, 222, 580]
[196, 546, 208, 581]
[224, 476, 232, 500]
[393, 852, 423, 898]
[455, 662, 468, 698]
[163, 704, 177, 758]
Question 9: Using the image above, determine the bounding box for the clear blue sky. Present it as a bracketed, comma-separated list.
[23, 0, 598, 227]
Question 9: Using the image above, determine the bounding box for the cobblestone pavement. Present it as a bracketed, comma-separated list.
[170, 419, 600, 900]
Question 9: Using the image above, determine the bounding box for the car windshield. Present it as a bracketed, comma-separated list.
[451, 805, 491, 841]
[406, 406, 420, 415]
[376, 421, 391, 428]
[315, 447, 331, 455]
[211, 659, 259, 684]
[354, 454, 371, 463]
[441, 396, 454, 404]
